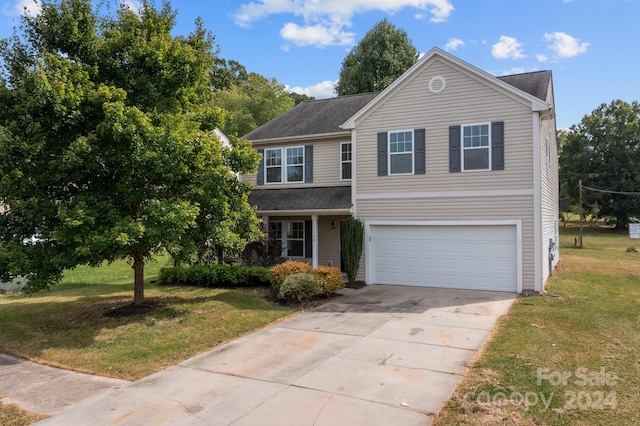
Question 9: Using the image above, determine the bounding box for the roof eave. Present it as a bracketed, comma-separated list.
[256, 209, 352, 216]
[247, 131, 351, 145]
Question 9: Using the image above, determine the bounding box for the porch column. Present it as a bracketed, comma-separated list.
[262, 215, 269, 228]
[312, 214, 319, 268]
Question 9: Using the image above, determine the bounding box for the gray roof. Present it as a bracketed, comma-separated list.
[245, 71, 551, 142]
[497, 70, 551, 102]
[244, 92, 378, 141]
[248, 186, 351, 211]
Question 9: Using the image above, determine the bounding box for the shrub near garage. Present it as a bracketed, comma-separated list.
[311, 265, 345, 293]
[278, 273, 324, 302]
[269, 261, 312, 292]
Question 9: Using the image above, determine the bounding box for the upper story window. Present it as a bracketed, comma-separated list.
[462, 123, 490, 171]
[340, 142, 352, 180]
[265, 146, 304, 184]
[389, 130, 414, 175]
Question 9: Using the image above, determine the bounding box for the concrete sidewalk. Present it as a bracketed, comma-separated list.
[0, 353, 128, 415]
[22, 285, 515, 425]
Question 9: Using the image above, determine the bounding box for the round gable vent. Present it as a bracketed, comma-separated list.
[428, 76, 446, 93]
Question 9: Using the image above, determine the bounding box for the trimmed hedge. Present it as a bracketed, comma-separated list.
[158, 265, 271, 288]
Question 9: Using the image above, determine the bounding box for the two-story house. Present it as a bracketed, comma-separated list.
[243, 48, 559, 294]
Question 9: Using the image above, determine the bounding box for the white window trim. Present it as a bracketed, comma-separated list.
[388, 129, 414, 176]
[264, 146, 305, 185]
[340, 141, 352, 181]
[269, 220, 306, 258]
[461, 122, 492, 172]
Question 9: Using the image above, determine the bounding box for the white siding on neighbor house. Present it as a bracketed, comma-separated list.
[355, 195, 536, 291]
[243, 136, 350, 189]
[353, 57, 535, 196]
[539, 79, 559, 289]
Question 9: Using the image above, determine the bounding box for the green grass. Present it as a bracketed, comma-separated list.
[434, 224, 640, 425]
[0, 399, 48, 426]
[0, 256, 296, 381]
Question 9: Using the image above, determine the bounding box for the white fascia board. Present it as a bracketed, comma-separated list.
[256, 209, 351, 216]
[342, 47, 550, 129]
[248, 131, 350, 146]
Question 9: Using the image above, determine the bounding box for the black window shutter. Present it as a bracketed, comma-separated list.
[305, 145, 313, 182]
[449, 126, 461, 172]
[414, 128, 425, 174]
[377, 132, 388, 176]
[256, 149, 265, 184]
[491, 121, 505, 170]
[304, 220, 312, 258]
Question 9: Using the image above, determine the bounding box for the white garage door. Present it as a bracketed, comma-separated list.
[370, 225, 517, 292]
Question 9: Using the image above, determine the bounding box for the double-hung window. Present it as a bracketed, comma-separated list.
[462, 123, 490, 171]
[265, 148, 282, 183]
[264, 147, 304, 184]
[389, 130, 413, 175]
[268, 221, 304, 258]
[340, 142, 352, 180]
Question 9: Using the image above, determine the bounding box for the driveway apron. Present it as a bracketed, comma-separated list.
[35, 285, 515, 426]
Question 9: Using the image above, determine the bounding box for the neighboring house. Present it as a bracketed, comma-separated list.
[243, 48, 559, 294]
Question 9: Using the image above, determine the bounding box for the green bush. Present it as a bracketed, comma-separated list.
[278, 273, 324, 302]
[158, 265, 271, 288]
[311, 265, 345, 294]
[269, 260, 312, 292]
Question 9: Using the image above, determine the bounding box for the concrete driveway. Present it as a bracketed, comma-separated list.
[36, 285, 515, 425]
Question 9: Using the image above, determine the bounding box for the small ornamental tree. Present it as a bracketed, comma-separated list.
[0, 0, 261, 304]
[340, 217, 364, 286]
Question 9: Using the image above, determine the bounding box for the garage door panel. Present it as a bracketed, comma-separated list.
[371, 225, 517, 292]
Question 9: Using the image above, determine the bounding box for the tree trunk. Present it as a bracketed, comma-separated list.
[132, 253, 145, 305]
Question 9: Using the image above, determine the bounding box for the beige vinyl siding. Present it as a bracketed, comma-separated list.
[540, 80, 559, 287]
[356, 195, 536, 291]
[318, 216, 349, 268]
[354, 57, 535, 194]
[243, 136, 349, 188]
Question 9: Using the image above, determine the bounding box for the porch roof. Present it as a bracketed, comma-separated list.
[248, 186, 352, 213]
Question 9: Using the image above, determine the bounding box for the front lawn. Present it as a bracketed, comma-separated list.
[0, 256, 296, 381]
[434, 225, 640, 425]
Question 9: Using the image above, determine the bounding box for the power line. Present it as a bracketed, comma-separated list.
[581, 185, 640, 196]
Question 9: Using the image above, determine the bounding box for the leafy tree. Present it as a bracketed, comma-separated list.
[559, 100, 640, 229]
[211, 58, 247, 91]
[340, 218, 364, 286]
[288, 91, 314, 105]
[0, 0, 261, 304]
[214, 72, 294, 137]
[335, 18, 418, 96]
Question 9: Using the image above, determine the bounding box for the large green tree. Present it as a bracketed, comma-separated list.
[0, 0, 261, 304]
[214, 72, 294, 137]
[335, 18, 418, 96]
[559, 100, 640, 229]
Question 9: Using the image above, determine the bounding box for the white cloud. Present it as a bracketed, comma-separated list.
[280, 22, 355, 47]
[445, 37, 464, 51]
[287, 80, 337, 99]
[120, 0, 141, 14]
[491, 36, 525, 59]
[234, 0, 454, 47]
[536, 54, 548, 62]
[544, 31, 589, 58]
[2, 0, 40, 16]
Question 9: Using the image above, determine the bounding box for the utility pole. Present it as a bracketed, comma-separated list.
[579, 180, 583, 248]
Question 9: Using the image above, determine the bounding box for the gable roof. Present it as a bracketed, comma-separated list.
[497, 71, 551, 102]
[244, 48, 553, 141]
[245, 92, 378, 142]
[342, 47, 551, 129]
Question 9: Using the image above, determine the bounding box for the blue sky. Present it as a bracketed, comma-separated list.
[2, 0, 639, 129]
